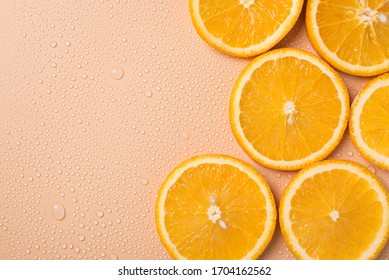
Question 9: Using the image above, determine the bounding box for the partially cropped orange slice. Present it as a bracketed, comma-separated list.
[230, 48, 349, 170]
[189, 0, 304, 57]
[155, 154, 276, 259]
[280, 160, 389, 259]
[350, 73, 389, 170]
[306, 0, 389, 76]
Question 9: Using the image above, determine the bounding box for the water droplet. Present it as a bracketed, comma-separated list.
[144, 91, 153, 98]
[368, 166, 376, 174]
[52, 203, 66, 221]
[182, 131, 190, 140]
[28, 176, 34, 182]
[51, 62, 57, 68]
[111, 67, 124, 80]
[141, 178, 149, 185]
[64, 41, 71, 47]
[110, 253, 118, 260]
[37, 79, 43, 84]
[96, 210, 104, 218]
[347, 151, 353, 157]
[50, 41, 57, 48]
[78, 235, 85, 241]
[46, 89, 51, 94]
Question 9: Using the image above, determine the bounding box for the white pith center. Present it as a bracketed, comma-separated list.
[240, 0, 254, 9]
[359, 7, 387, 24]
[283, 101, 296, 124]
[378, 13, 387, 23]
[207, 197, 227, 229]
[207, 205, 221, 223]
[329, 210, 340, 222]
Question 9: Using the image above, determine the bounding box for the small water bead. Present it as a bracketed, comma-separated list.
[182, 131, 190, 140]
[110, 253, 118, 260]
[78, 235, 85, 241]
[144, 90, 153, 98]
[52, 203, 66, 221]
[96, 210, 104, 218]
[50, 41, 57, 48]
[140, 178, 149, 185]
[367, 166, 376, 174]
[37, 79, 43, 84]
[347, 151, 353, 157]
[111, 67, 124, 80]
[64, 41, 71, 47]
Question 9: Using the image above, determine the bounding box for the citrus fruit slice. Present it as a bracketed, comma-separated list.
[229, 48, 349, 171]
[350, 73, 389, 170]
[280, 160, 389, 260]
[155, 154, 276, 259]
[306, 0, 389, 76]
[189, 0, 304, 57]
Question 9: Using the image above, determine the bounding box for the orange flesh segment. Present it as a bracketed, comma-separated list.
[316, 0, 389, 67]
[290, 168, 384, 259]
[164, 163, 267, 259]
[360, 86, 389, 157]
[199, 0, 293, 48]
[239, 57, 341, 161]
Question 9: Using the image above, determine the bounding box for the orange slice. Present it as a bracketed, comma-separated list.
[350, 73, 389, 170]
[306, 0, 389, 76]
[229, 48, 349, 170]
[155, 154, 276, 259]
[189, 0, 304, 57]
[280, 160, 389, 259]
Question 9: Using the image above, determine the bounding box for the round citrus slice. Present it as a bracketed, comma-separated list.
[189, 0, 304, 57]
[306, 0, 389, 76]
[155, 154, 276, 259]
[229, 48, 350, 171]
[350, 73, 389, 170]
[280, 160, 389, 260]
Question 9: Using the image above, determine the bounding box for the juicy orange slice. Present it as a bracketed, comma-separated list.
[189, 0, 304, 57]
[155, 154, 276, 259]
[350, 73, 389, 170]
[229, 48, 349, 170]
[306, 0, 389, 76]
[280, 160, 389, 259]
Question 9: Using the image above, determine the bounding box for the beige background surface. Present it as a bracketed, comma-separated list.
[0, 0, 388, 259]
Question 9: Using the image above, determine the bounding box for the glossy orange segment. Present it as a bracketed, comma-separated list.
[307, 0, 389, 75]
[280, 160, 389, 260]
[156, 155, 276, 260]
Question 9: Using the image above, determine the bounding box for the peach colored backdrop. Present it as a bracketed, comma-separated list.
[0, 0, 388, 260]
